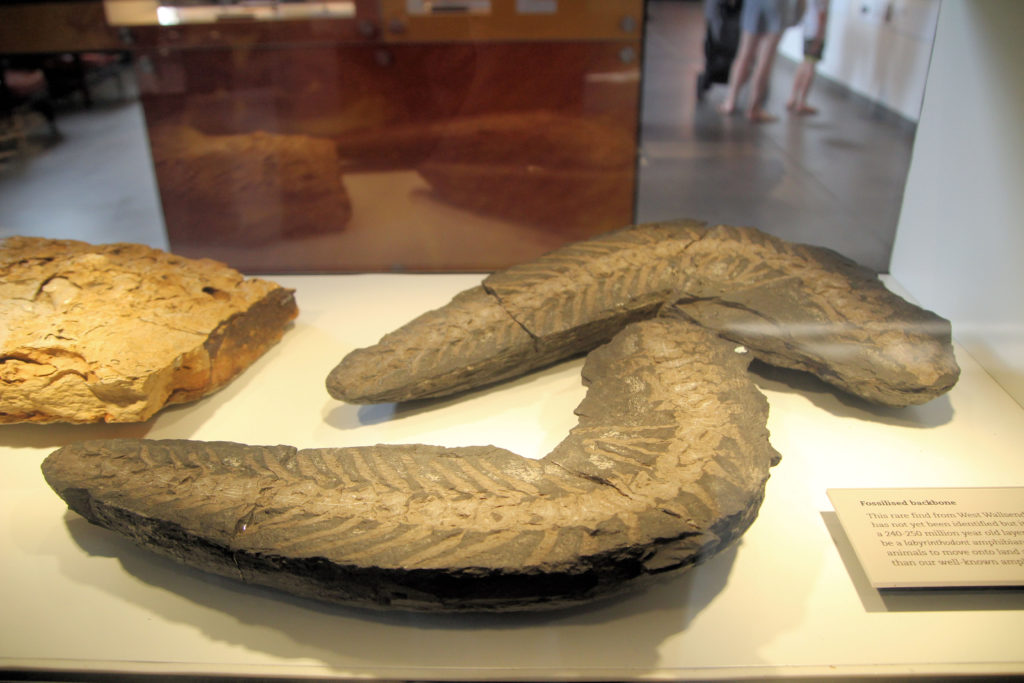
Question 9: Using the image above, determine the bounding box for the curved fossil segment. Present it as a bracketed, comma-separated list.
[43, 319, 778, 612]
[326, 219, 958, 407]
[664, 224, 960, 406]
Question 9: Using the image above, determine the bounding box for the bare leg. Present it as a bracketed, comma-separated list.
[746, 31, 784, 122]
[719, 31, 758, 115]
[787, 60, 819, 114]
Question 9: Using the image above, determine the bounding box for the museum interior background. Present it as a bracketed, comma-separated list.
[0, 0, 1021, 405]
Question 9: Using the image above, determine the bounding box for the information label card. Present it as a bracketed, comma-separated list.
[827, 487, 1024, 588]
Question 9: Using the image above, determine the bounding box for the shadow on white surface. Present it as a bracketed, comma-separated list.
[323, 357, 588, 432]
[323, 351, 957, 437]
[821, 511, 1024, 613]
[748, 360, 955, 429]
[0, 419, 154, 451]
[58, 509, 744, 675]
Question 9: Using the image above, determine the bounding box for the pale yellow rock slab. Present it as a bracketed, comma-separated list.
[1, 237, 297, 424]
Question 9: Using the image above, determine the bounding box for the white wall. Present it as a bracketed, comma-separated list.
[890, 0, 1024, 407]
[778, 0, 939, 121]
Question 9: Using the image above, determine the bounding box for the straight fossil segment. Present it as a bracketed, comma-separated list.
[326, 219, 958, 407]
[43, 319, 778, 612]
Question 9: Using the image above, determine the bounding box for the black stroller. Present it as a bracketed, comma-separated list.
[696, 0, 744, 100]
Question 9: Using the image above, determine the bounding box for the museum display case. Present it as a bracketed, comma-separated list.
[100, 0, 644, 272]
[2, 270, 1023, 680]
[2, 0, 1023, 680]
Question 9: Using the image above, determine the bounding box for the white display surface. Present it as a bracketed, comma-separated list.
[2, 273, 1023, 680]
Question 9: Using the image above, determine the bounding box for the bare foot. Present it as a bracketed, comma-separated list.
[747, 109, 778, 123]
[793, 104, 818, 115]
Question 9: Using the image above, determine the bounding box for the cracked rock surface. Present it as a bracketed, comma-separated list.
[43, 318, 778, 611]
[327, 220, 959, 407]
[1, 237, 297, 423]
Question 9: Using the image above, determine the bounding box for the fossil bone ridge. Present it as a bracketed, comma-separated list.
[43, 319, 777, 611]
[327, 220, 959, 407]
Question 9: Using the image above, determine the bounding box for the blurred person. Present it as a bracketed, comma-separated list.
[719, 0, 805, 122]
[788, 0, 830, 115]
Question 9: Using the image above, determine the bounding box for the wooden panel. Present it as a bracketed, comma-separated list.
[378, 0, 642, 42]
[122, 7, 377, 49]
[0, 1, 122, 53]
[103, 0, 359, 28]
[133, 4, 642, 273]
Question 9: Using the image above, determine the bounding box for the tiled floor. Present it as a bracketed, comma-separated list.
[637, 0, 918, 272]
[0, 75, 168, 249]
[0, 0, 918, 273]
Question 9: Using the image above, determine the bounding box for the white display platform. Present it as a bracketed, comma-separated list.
[2, 273, 1023, 680]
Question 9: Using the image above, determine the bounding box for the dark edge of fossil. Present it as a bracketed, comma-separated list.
[43, 320, 777, 612]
